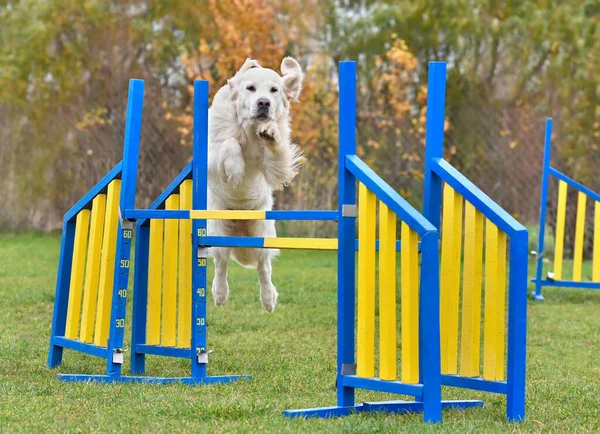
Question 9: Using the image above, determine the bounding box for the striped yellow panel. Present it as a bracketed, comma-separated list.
[146, 219, 164, 345]
[573, 192, 587, 282]
[64, 210, 91, 339]
[162, 194, 180, 347]
[190, 210, 266, 220]
[495, 231, 507, 381]
[378, 202, 397, 381]
[440, 184, 463, 374]
[594, 202, 600, 282]
[460, 203, 484, 377]
[94, 180, 122, 347]
[357, 184, 376, 378]
[79, 194, 107, 343]
[401, 222, 419, 384]
[483, 221, 504, 380]
[177, 180, 193, 348]
[553, 181, 567, 280]
[263, 237, 338, 250]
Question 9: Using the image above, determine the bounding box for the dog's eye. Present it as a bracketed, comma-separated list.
[246, 85, 256, 92]
[270, 87, 278, 93]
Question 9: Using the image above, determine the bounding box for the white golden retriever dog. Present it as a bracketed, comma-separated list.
[207, 57, 304, 312]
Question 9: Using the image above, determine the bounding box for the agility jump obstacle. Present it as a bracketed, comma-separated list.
[532, 118, 600, 300]
[48, 61, 528, 423]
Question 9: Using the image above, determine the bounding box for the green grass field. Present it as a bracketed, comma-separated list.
[1, 232, 599, 433]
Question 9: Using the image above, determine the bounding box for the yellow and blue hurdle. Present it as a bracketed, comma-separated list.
[48, 61, 528, 423]
[532, 118, 600, 300]
[284, 62, 528, 422]
[48, 80, 143, 380]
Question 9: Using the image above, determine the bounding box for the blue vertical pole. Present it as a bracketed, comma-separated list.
[419, 231, 442, 422]
[191, 80, 209, 379]
[422, 62, 447, 230]
[506, 229, 528, 421]
[337, 61, 357, 408]
[107, 79, 144, 376]
[47, 219, 76, 368]
[130, 220, 150, 374]
[533, 118, 553, 301]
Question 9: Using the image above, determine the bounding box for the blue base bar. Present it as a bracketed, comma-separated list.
[530, 279, 600, 290]
[53, 337, 109, 359]
[441, 375, 507, 394]
[57, 374, 251, 385]
[341, 375, 423, 398]
[284, 399, 483, 419]
[135, 344, 191, 358]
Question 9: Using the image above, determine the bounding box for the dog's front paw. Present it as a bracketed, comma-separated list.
[260, 284, 278, 313]
[222, 157, 245, 188]
[212, 276, 229, 307]
[256, 122, 281, 146]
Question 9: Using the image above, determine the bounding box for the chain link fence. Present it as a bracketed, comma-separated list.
[1, 83, 598, 248]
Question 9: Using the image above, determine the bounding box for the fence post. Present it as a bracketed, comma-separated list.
[191, 80, 210, 379]
[507, 229, 528, 420]
[423, 62, 447, 230]
[419, 231, 442, 422]
[47, 220, 76, 368]
[107, 79, 144, 376]
[533, 118, 553, 301]
[337, 61, 357, 408]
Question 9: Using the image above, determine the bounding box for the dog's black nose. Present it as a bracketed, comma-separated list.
[257, 98, 270, 109]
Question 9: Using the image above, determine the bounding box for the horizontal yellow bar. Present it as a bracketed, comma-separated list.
[263, 237, 338, 250]
[190, 210, 266, 220]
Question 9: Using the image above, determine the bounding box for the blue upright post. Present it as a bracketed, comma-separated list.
[337, 61, 357, 408]
[47, 220, 76, 368]
[106, 79, 145, 376]
[422, 62, 447, 229]
[507, 229, 528, 421]
[418, 61, 447, 421]
[130, 220, 150, 374]
[191, 80, 209, 379]
[419, 231, 442, 423]
[533, 118, 553, 301]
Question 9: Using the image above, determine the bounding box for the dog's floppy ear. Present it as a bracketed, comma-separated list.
[281, 57, 303, 102]
[228, 58, 262, 90]
[238, 58, 261, 74]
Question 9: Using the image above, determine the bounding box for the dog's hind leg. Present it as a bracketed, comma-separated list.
[257, 250, 278, 312]
[211, 247, 230, 307]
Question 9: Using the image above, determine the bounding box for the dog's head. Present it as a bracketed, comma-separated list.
[227, 57, 303, 124]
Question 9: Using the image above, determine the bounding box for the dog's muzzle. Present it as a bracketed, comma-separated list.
[255, 98, 270, 120]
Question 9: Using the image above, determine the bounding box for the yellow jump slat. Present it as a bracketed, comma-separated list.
[65, 210, 91, 339]
[189, 210, 266, 220]
[79, 194, 107, 343]
[495, 230, 507, 381]
[94, 180, 121, 347]
[483, 221, 506, 381]
[553, 181, 567, 280]
[357, 184, 376, 378]
[594, 202, 600, 282]
[162, 194, 180, 347]
[378, 202, 397, 381]
[263, 237, 338, 250]
[460, 203, 484, 377]
[573, 192, 587, 282]
[146, 218, 164, 345]
[401, 222, 419, 384]
[440, 184, 463, 374]
[177, 180, 193, 348]
[483, 221, 498, 380]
